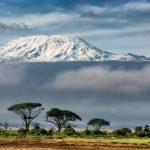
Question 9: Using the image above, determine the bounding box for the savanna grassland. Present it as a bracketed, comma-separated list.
[1, 138, 150, 150]
[1, 130, 150, 150]
[1, 102, 150, 149]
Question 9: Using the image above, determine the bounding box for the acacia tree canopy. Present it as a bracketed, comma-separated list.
[8, 103, 43, 131]
[87, 118, 110, 130]
[0, 122, 9, 131]
[46, 108, 81, 132]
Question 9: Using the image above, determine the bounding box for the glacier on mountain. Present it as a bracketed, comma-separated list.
[0, 35, 149, 63]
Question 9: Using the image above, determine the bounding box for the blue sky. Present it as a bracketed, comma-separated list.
[0, 0, 150, 56]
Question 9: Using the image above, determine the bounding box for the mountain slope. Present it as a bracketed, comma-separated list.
[0, 35, 149, 63]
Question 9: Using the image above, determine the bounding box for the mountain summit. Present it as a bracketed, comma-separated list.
[0, 35, 149, 63]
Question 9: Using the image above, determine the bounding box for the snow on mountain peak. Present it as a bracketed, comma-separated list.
[0, 35, 149, 63]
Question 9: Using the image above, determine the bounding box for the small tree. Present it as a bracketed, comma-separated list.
[0, 122, 9, 131]
[8, 103, 43, 131]
[135, 126, 142, 132]
[144, 125, 149, 132]
[46, 108, 81, 132]
[87, 118, 110, 131]
[32, 122, 40, 130]
[113, 128, 131, 137]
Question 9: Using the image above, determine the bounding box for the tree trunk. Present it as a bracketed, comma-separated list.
[25, 123, 30, 131]
[98, 125, 101, 131]
[58, 126, 61, 133]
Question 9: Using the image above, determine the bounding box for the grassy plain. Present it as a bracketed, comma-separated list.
[1, 137, 150, 149]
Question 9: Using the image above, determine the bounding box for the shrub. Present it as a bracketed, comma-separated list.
[63, 126, 75, 136]
[18, 128, 27, 135]
[122, 128, 132, 134]
[90, 129, 106, 137]
[39, 128, 48, 135]
[92, 129, 101, 135]
[135, 132, 147, 138]
[32, 122, 40, 130]
[84, 128, 92, 135]
[54, 132, 66, 139]
[134, 131, 150, 138]
[144, 125, 149, 132]
[0, 131, 10, 137]
[30, 128, 48, 135]
[8, 131, 18, 136]
[48, 128, 54, 135]
[113, 128, 131, 137]
[30, 129, 37, 135]
[135, 126, 142, 132]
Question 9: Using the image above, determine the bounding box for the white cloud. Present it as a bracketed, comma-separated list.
[80, 5, 106, 14]
[45, 66, 150, 95]
[64, 24, 150, 39]
[0, 12, 78, 27]
[80, 1, 150, 14]
[0, 64, 26, 86]
[123, 1, 150, 11]
[0, 1, 150, 28]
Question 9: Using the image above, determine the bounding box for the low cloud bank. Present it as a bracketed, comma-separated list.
[47, 66, 150, 95]
[0, 64, 26, 86]
[0, 63, 150, 127]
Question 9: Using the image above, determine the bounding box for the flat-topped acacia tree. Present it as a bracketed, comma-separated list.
[87, 118, 110, 131]
[8, 103, 44, 131]
[46, 108, 81, 132]
[0, 122, 9, 131]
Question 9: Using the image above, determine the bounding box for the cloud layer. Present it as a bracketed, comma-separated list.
[0, 64, 26, 86]
[0, 22, 28, 31]
[0, 62, 150, 127]
[46, 66, 150, 96]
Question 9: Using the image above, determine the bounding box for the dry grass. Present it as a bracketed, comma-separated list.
[0, 138, 150, 150]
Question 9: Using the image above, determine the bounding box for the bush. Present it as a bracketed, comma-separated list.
[63, 126, 75, 136]
[135, 132, 147, 138]
[135, 126, 142, 132]
[54, 132, 66, 139]
[92, 129, 106, 136]
[0, 131, 10, 137]
[7, 131, 18, 136]
[48, 128, 54, 135]
[134, 131, 150, 138]
[144, 125, 149, 132]
[84, 128, 92, 135]
[18, 128, 27, 135]
[32, 122, 40, 130]
[30, 128, 48, 135]
[92, 129, 101, 135]
[113, 128, 131, 137]
[39, 128, 48, 135]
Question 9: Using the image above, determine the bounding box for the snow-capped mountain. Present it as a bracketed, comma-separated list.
[0, 35, 149, 63]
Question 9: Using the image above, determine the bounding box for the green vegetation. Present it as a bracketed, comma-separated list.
[87, 118, 110, 131]
[1, 125, 150, 140]
[63, 125, 76, 136]
[1, 125, 150, 146]
[8, 103, 44, 131]
[0, 122, 9, 131]
[0, 101, 149, 145]
[113, 128, 132, 137]
[46, 108, 81, 132]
